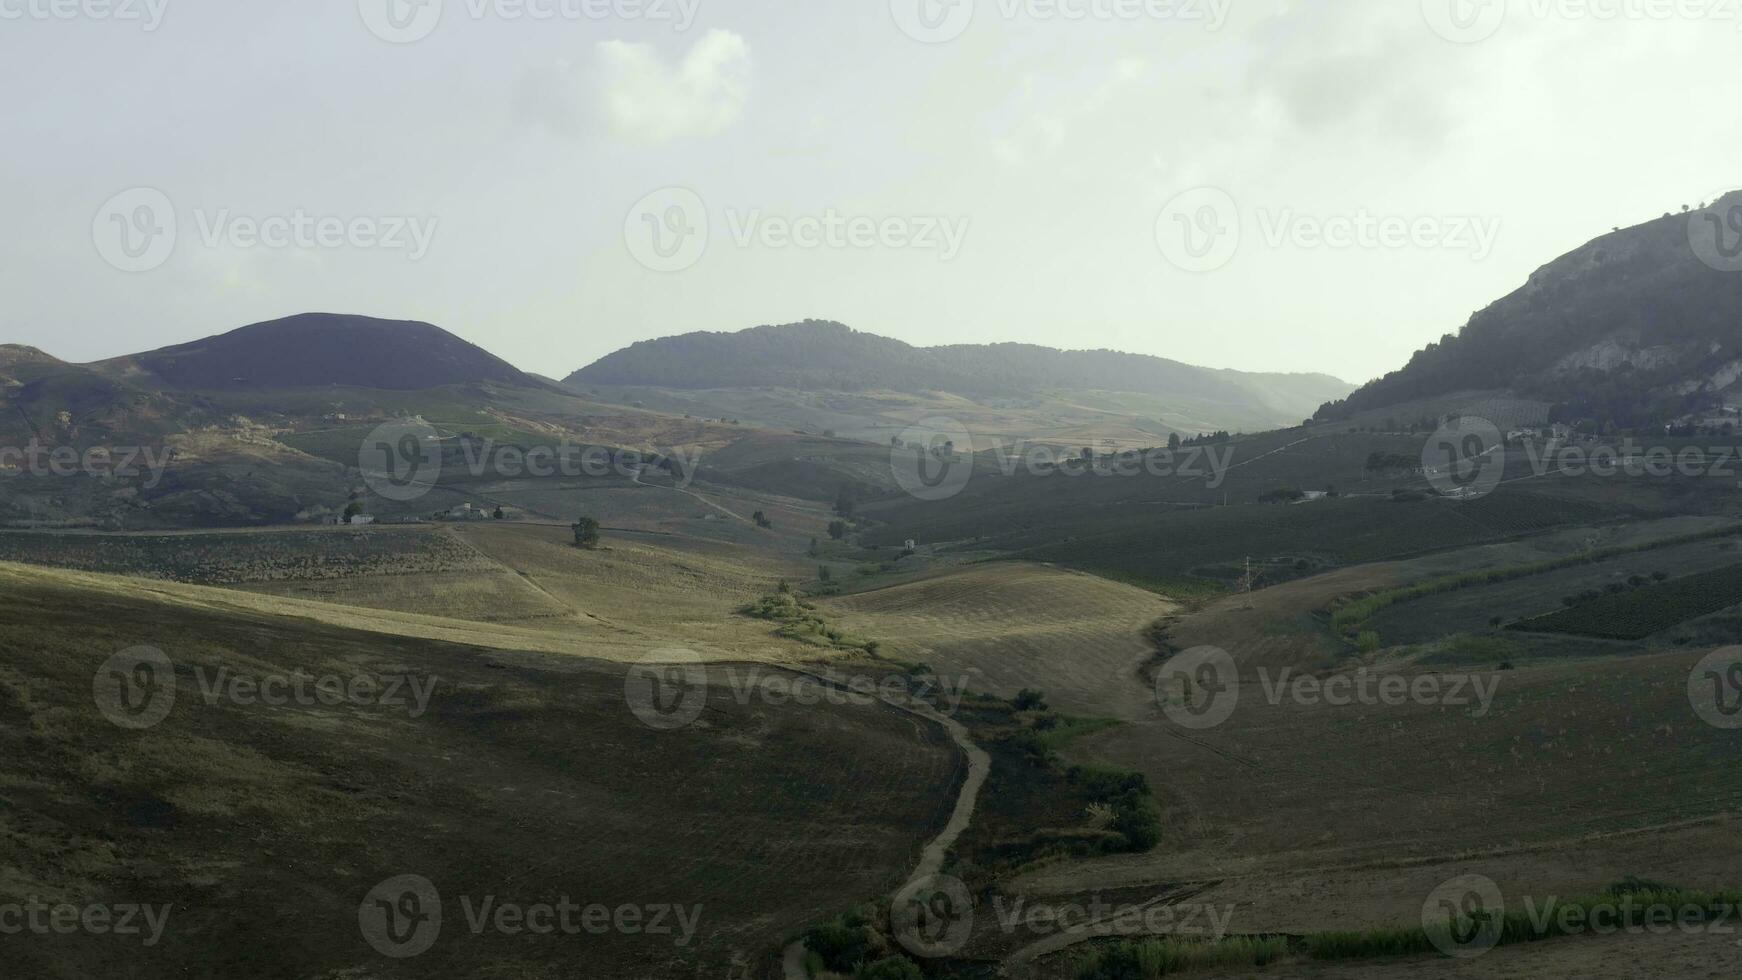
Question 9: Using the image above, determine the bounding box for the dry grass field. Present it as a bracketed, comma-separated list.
[821, 562, 1178, 719]
[997, 521, 1742, 979]
[0, 562, 963, 980]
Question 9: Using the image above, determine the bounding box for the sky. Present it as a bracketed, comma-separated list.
[3, 0, 1741, 386]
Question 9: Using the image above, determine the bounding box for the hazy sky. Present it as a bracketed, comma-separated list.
[4, 0, 1740, 385]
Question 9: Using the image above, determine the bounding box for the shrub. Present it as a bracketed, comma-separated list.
[856, 957, 922, 980]
[804, 910, 878, 974]
[1013, 688, 1049, 711]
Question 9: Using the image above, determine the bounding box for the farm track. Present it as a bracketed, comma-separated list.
[775, 663, 991, 980]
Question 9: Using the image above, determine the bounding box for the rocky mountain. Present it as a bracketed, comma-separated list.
[1317, 191, 1742, 426]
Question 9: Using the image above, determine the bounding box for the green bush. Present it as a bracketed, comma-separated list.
[856, 956, 922, 980]
[1076, 937, 1291, 979]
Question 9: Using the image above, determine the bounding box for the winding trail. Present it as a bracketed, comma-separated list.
[779, 665, 991, 980]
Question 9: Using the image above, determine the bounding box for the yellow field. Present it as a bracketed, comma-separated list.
[822, 562, 1177, 718]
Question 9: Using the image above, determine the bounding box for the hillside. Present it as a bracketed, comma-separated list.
[564, 320, 1351, 432]
[0, 345, 186, 447]
[97, 313, 542, 391]
[1318, 191, 1742, 425]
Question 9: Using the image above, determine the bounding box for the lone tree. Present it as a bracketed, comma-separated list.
[828, 519, 849, 541]
[834, 485, 857, 518]
[753, 510, 773, 528]
[571, 516, 601, 550]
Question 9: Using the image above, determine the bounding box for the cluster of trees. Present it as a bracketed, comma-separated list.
[1180, 431, 1233, 447]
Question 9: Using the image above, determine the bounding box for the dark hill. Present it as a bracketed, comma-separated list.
[98, 313, 539, 392]
[565, 320, 1350, 416]
[1317, 191, 1742, 426]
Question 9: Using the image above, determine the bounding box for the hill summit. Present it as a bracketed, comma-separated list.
[1318, 191, 1742, 425]
[98, 313, 539, 391]
[566, 320, 1351, 419]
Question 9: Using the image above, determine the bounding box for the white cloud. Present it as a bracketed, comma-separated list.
[597, 30, 751, 144]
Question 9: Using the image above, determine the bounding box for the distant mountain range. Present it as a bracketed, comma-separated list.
[1317, 191, 1742, 426]
[564, 320, 1352, 429]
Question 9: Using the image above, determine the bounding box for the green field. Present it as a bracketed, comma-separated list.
[1514, 562, 1742, 639]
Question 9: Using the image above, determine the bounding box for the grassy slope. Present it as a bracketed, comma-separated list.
[0, 563, 961, 980]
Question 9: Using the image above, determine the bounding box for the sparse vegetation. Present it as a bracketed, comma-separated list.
[1076, 936, 1289, 979]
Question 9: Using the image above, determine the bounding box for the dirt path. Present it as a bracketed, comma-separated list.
[779, 665, 991, 980]
[630, 466, 752, 523]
